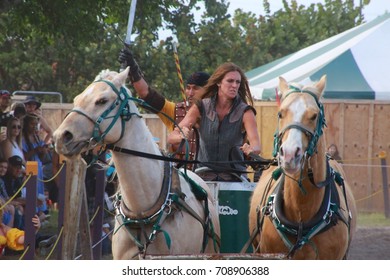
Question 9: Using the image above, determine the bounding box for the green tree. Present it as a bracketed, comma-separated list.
[0, 0, 368, 103]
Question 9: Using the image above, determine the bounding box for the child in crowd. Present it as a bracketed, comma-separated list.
[0, 198, 41, 255]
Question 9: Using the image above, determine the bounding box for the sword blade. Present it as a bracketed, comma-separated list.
[125, 0, 137, 45]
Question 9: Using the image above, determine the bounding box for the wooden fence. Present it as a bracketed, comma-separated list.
[41, 100, 390, 213]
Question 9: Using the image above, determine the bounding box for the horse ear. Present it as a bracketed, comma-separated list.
[315, 75, 327, 98]
[113, 67, 130, 87]
[278, 76, 289, 98]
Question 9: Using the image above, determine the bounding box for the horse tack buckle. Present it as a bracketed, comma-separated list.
[88, 136, 100, 149]
[163, 197, 173, 215]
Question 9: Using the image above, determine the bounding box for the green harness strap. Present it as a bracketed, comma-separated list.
[178, 171, 220, 252]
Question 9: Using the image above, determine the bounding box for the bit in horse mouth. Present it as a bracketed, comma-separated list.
[282, 166, 300, 175]
[62, 140, 89, 156]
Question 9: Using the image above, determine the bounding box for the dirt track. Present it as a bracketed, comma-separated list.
[348, 226, 390, 260]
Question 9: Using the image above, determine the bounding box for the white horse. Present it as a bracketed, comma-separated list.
[53, 67, 220, 259]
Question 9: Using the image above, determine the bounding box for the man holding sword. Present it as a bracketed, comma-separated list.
[118, 0, 208, 168]
[118, 48, 209, 169]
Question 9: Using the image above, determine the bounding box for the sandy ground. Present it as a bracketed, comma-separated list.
[348, 226, 390, 260]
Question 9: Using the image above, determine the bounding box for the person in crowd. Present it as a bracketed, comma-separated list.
[23, 96, 53, 144]
[2, 156, 26, 230]
[0, 90, 12, 127]
[1, 197, 57, 257]
[10, 102, 27, 120]
[118, 48, 210, 169]
[0, 90, 11, 113]
[327, 143, 343, 163]
[21, 114, 49, 219]
[0, 201, 41, 255]
[0, 158, 15, 228]
[1, 117, 25, 164]
[168, 62, 261, 181]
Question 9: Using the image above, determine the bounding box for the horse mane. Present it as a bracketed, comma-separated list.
[289, 81, 322, 100]
[93, 69, 134, 99]
[94, 69, 119, 81]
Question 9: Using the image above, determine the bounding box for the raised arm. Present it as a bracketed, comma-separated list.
[39, 117, 53, 144]
[118, 48, 149, 98]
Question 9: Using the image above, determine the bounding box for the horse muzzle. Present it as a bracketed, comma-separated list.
[279, 145, 303, 174]
[53, 129, 89, 157]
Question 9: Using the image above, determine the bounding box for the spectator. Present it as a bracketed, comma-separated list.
[1, 117, 25, 164]
[10, 102, 27, 120]
[2, 155, 26, 230]
[23, 96, 53, 144]
[118, 48, 210, 169]
[0, 158, 15, 227]
[1, 197, 57, 257]
[0, 90, 12, 127]
[0, 90, 11, 113]
[168, 62, 261, 181]
[22, 114, 50, 219]
[0, 204, 41, 255]
[327, 143, 343, 163]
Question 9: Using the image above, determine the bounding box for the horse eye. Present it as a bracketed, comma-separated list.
[277, 111, 283, 119]
[310, 113, 318, 121]
[95, 98, 108, 105]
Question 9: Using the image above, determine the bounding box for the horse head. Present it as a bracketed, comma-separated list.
[274, 75, 327, 176]
[53, 67, 137, 157]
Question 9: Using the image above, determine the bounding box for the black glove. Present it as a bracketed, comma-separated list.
[118, 48, 144, 83]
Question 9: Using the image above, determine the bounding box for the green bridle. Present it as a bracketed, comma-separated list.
[271, 85, 327, 194]
[69, 79, 141, 149]
[272, 85, 327, 158]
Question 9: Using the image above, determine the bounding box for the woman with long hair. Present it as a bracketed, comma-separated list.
[168, 62, 261, 181]
[22, 114, 50, 218]
[1, 117, 25, 163]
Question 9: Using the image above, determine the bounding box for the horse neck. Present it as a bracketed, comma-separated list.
[111, 117, 165, 211]
[283, 136, 327, 221]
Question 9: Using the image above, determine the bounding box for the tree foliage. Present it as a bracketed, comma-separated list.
[0, 0, 368, 103]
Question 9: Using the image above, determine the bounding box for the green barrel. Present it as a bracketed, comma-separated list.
[207, 181, 256, 253]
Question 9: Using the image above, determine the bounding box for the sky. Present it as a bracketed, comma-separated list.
[226, 0, 390, 22]
[158, 1, 388, 40]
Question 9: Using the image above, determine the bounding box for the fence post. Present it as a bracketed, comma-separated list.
[23, 161, 38, 260]
[379, 151, 390, 218]
[61, 157, 89, 259]
[56, 159, 66, 259]
[91, 154, 106, 260]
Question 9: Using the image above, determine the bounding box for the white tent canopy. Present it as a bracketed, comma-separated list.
[247, 13, 390, 100]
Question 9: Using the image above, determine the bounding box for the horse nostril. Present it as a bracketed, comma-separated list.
[63, 130, 73, 144]
[280, 147, 284, 156]
[295, 147, 301, 157]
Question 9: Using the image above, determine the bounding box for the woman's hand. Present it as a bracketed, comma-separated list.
[35, 145, 49, 155]
[169, 125, 191, 145]
[240, 143, 258, 156]
[179, 125, 191, 140]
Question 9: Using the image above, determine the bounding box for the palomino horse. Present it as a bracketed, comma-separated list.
[53, 68, 220, 259]
[249, 76, 357, 259]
